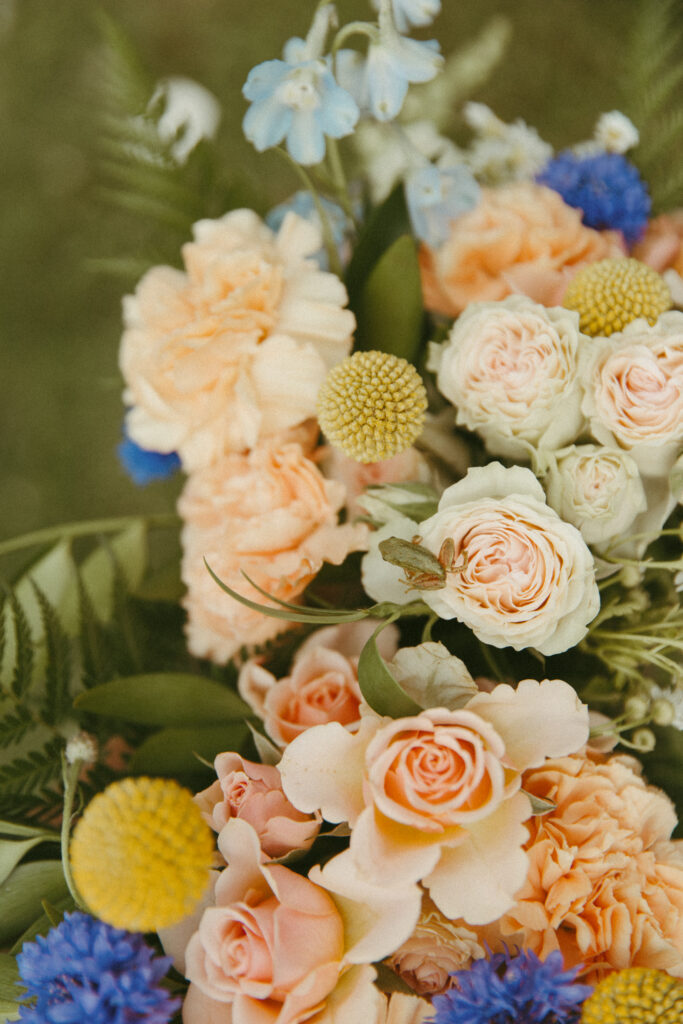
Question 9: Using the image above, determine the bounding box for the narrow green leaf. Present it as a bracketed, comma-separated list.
[522, 790, 557, 816]
[129, 723, 249, 776]
[0, 861, 68, 946]
[246, 722, 282, 766]
[0, 820, 59, 840]
[345, 185, 411, 311]
[353, 235, 424, 363]
[357, 624, 423, 719]
[0, 836, 54, 888]
[0, 952, 21, 1020]
[74, 673, 251, 725]
[9, 894, 75, 955]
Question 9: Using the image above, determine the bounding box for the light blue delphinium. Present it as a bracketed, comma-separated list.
[352, 0, 443, 122]
[405, 163, 480, 246]
[373, 0, 442, 33]
[266, 190, 351, 269]
[242, 4, 359, 166]
[16, 911, 180, 1024]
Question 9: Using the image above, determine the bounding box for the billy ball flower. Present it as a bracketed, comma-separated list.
[580, 968, 683, 1023]
[563, 257, 672, 336]
[430, 948, 592, 1024]
[70, 777, 214, 932]
[317, 350, 427, 463]
[16, 911, 179, 1024]
[537, 150, 650, 245]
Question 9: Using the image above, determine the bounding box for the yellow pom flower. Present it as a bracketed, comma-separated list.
[563, 257, 672, 336]
[317, 350, 427, 463]
[71, 776, 214, 932]
[581, 967, 683, 1023]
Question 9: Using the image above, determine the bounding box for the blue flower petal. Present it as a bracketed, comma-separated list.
[365, 45, 410, 121]
[286, 110, 326, 165]
[243, 96, 292, 151]
[242, 59, 289, 101]
[317, 74, 360, 137]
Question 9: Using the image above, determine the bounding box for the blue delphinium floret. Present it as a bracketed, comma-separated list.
[537, 150, 651, 245]
[118, 430, 181, 486]
[266, 190, 351, 269]
[431, 948, 593, 1024]
[373, 0, 442, 33]
[405, 163, 480, 246]
[242, 57, 359, 166]
[16, 911, 180, 1024]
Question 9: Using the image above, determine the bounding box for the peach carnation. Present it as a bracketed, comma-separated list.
[491, 751, 683, 981]
[179, 443, 368, 663]
[120, 209, 355, 470]
[419, 182, 625, 317]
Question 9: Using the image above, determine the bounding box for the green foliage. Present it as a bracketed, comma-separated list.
[357, 624, 422, 718]
[622, 0, 683, 213]
[0, 861, 69, 947]
[74, 673, 251, 726]
[352, 235, 424, 362]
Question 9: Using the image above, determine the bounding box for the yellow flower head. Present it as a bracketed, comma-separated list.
[563, 257, 672, 337]
[581, 967, 683, 1023]
[71, 776, 214, 932]
[317, 350, 427, 463]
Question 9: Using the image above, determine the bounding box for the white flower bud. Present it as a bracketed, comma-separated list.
[651, 698, 675, 727]
[624, 695, 649, 721]
[594, 111, 639, 154]
[631, 727, 656, 752]
[65, 732, 98, 766]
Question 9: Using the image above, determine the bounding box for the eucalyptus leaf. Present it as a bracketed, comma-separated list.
[357, 625, 423, 719]
[74, 673, 250, 725]
[129, 723, 249, 776]
[353, 235, 423, 362]
[0, 861, 68, 947]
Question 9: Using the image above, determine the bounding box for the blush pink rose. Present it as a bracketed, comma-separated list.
[120, 210, 354, 471]
[419, 182, 625, 317]
[238, 621, 399, 746]
[179, 443, 368, 663]
[194, 754, 320, 859]
[633, 211, 683, 276]
[184, 820, 345, 1024]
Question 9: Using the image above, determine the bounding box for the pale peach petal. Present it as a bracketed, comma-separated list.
[424, 791, 531, 924]
[350, 806, 444, 888]
[280, 720, 378, 824]
[183, 983, 233, 1024]
[467, 678, 590, 770]
[310, 848, 422, 964]
[307, 966, 384, 1024]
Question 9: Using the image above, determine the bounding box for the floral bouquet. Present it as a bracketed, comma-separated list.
[4, 1, 683, 1022]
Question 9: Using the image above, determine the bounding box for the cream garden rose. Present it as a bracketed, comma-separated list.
[581, 311, 683, 477]
[120, 209, 355, 470]
[543, 444, 647, 548]
[363, 464, 599, 655]
[281, 679, 590, 925]
[428, 296, 586, 459]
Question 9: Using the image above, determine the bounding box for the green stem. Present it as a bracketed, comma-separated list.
[330, 20, 377, 58]
[60, 756, 88, 910]
[0, 513, 179, 558]
[326, 138, 356, 224]
[274, 147, 343, 277]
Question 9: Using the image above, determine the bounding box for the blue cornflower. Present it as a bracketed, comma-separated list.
[266, 190, 351, 269]
[537, 150, 651, 245]
[431, 948, 593, 1024]
[118, 431, 180, 486]
[373, 0, 442, 33]
[16, 911, 180, 1024]
[405, 163, 480, 246]
[242, 58, 359, 166]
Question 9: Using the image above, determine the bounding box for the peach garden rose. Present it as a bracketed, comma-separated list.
[280, 678, 590, 926]
[427, 296, 586, 459]
[120, 209, 355, 470]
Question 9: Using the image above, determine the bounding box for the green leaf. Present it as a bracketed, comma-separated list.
[353, 235, 424, 363]
[77, 522, 147, 624]
[0, 836, 55, 888]
[31, 582, 72, 724]
[0, 861, 68, 947]
[0, 738, 63, 799]
[9, 894, 75, 954]
[74, 673, 251, 725]
[372, 962, 416, 996]
[357, 624, 423, 719]
[129, 723, 249, 776]
[5, 593, 33, 701]
[0, 820, 59, 840]
[246, 722, 281, 766]
[0, 952, 21, 1020]
[345, 185, 411, 311]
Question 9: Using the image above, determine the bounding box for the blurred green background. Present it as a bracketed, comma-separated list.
[0, 0, 673, 540]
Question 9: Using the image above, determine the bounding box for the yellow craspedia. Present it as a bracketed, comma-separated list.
[563, 257, 672, 336]
[71, 776, 214, 932]
[317, 350, 428, 463]
[581, 968, 683, 1023]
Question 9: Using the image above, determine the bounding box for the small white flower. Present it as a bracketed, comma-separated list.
[65, 732, 98, 766]
[593, 110, 639, 154]
[463, 101, 505, 138]
[151, 77, 221, 164]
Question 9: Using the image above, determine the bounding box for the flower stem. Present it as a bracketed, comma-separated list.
[326, 138, 356, 225]
[274, 147, 343, 277]
[0, 513, 179, 558]
[60, 756, 87, 911]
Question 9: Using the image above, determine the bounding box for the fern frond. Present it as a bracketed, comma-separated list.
[77, 573, 112, 688]
[6, 591, 33, 700]
[622, 0, 683, 214]
[0, 704, 34, 749]
[0, 738, 63, 798]
[31, 582, 73, 726]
